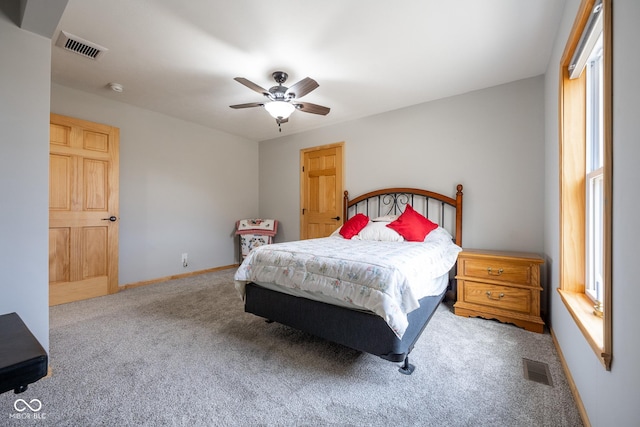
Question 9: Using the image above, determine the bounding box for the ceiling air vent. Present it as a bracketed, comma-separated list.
[55, 31, 108, 60]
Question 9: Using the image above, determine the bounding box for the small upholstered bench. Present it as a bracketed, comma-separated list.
[0, 312, 48, 394]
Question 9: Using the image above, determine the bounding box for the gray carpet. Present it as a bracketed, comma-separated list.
[1, 269, 583, 426]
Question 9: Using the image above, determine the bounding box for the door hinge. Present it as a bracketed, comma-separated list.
[302, 166, 305, 172]
[302, 208, 306, 215]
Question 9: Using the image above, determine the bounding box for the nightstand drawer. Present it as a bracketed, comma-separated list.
[459, 281, 531, 313]
[459, 257, 535, 286]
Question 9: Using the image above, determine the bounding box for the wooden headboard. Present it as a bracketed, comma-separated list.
[343, 185, 463, 246]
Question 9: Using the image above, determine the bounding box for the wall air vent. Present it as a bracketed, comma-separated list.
[55, 31, 108, 60]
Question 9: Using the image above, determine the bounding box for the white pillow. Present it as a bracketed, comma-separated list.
[330, 225, 344, 237]
[424, 226, 454, 243]
[357, 221, 404, 242]
[372, 214, 399, 222]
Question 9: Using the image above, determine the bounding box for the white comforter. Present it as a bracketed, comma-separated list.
[234, 228, 461, 337]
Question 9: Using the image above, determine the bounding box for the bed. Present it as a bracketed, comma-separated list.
[234, 185, 463, 374]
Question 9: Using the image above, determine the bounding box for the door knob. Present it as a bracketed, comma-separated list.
[331, 216, 340, 221]
[102, 216, 118, 222]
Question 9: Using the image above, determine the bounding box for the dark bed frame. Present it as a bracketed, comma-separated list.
[243, 185, 463, 374]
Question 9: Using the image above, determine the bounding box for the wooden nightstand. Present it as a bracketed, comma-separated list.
[454, 249, 545, 333]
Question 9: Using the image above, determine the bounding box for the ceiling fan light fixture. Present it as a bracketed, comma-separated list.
[264, 101, 295, 119]
[230, 73, 328, 132]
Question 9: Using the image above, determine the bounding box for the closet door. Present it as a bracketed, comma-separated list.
[49, 114, 120, 305]
[300, 142, 344, 239]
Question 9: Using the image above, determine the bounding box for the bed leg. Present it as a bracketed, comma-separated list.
[398, 356, 415, 375]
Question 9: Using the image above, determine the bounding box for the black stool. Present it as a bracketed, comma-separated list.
[0, 313, 48, 394]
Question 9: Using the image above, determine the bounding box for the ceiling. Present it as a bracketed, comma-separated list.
[50, 0, 565, 141]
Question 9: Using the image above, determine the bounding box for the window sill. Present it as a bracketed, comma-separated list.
[557, 289, 611, 370]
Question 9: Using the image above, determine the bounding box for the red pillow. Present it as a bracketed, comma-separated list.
[386, 205, 438, 242]
[339, 213, 369, 239]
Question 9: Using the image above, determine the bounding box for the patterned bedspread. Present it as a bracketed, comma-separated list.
[234, 228, 461, 337]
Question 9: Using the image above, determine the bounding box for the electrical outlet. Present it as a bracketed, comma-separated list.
[182, 253, 188, 268]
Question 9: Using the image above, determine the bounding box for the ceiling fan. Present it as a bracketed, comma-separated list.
[230, 71, 330, 132]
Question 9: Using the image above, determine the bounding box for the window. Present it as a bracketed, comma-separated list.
[558, 0, 612, 370]
[585, 34, 604, 307]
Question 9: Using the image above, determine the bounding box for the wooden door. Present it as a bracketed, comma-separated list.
[49, 114, 120, 306]
[300, 142, 344, 239]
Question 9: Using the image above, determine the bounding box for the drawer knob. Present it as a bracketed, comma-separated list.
[487, 267, 504, 276]
[486, 291, 505, 300]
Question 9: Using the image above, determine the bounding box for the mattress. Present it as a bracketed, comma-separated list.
[250, 273, 449, 313]
[234, 228, 461, 337]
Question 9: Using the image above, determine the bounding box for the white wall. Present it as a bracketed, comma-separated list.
[0, 8, 51, 350]
[544, 0, 640, 425]
[51, 84, 259, 285]
[259, 76, 545, 256]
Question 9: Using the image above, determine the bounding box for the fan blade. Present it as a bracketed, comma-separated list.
[294, 102, 330, 115]
[285, 77, 319, 99]
[234, 77, 270, 97]
[229, 102, 263, 109]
